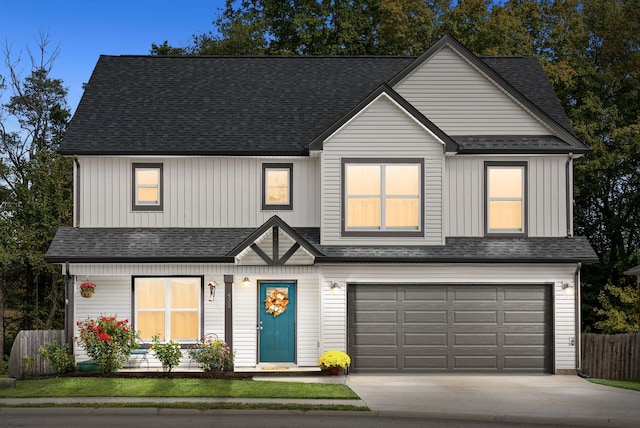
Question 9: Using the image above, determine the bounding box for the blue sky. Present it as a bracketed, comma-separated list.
[1, 0, 226, 116]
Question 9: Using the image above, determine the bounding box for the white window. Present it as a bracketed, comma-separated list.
[134, 277, 201, 342]
[486, 164, 526, 234]
[263, 163, 293, 210]
[343, 160, 422, 235]
[132, 163, 163, 211]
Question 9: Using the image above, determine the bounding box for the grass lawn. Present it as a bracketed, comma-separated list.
[589, 379, 640, 392]
[0, 377, 359, 399]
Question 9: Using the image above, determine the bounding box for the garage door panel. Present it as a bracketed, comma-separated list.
[453, 288, 498, 302]
[504, 310, 547, 324]
[454, 333, 498, 346]
[404, 333, 447, 346]
[454, 311, 498, 324]
[403, 310, 447, 324]
[348, 284, 551, 373]
[454, 355, 498, 369]
[403, 288, 447, 301]
[504, 333, 546, 346]
[404, 356, 447, 369]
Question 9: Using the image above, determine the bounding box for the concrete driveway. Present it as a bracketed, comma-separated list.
[345, 374, 640, 427]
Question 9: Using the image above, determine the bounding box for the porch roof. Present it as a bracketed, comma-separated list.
[46, 227, 598, 264]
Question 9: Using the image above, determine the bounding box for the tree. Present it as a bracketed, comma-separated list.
[0, 34, 72, 356]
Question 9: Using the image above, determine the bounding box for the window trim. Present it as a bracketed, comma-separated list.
[341, 158, 424, 237]
[262, 163, 293, 211]
[484, 161, 528, 237]
[131, 275, 204, 347]
[132, 163, 164, 212]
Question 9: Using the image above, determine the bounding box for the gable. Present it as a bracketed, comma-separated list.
[235, 226, 315, 266]
[324, 92, 449, 150]
[393, 45, 551, 136]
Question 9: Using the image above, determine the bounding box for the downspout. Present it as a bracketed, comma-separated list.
[64, 262, 74, 353]
[566, 153, 574, 237]
[74, 157, 80, 228]
[575, 262, 582, 374]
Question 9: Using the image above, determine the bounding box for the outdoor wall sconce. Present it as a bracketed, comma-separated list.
[562, 283, 575, 295]
[331, 282, 342, 294]
[242, 277, 251, 288]
[208, 280, 218, 302]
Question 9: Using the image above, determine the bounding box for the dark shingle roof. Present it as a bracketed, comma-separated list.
[61, 56, 414, 155]
[455, 135, 575, 153]
[46, 227, 597, 264]
[61, 45, 584, 156]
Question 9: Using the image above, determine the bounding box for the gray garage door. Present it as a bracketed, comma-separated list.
[347, 284, 552, 372]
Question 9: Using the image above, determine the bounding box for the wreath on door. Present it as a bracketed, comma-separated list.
[265, 287, 289, 317]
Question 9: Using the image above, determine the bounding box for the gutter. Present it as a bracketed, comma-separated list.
[575, 262, 582, 374]
[566, 153, 574, 237]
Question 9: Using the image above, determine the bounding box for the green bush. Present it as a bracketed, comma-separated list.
[39, 341, 75, 374]
[151, 335, 183, 372]
[0, 358, 8, 375]
[188, 335, 234, 371]
[75, 316, 138, 373]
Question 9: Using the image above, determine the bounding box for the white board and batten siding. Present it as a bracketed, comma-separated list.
[445, 156, 568, 237]
[320, 263, 579, 372]
[394, 45, 551, 136]
[321, 94, 444, 246]
[78, 156, 320, 228]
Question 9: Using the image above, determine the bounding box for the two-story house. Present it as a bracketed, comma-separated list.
[46, 35, 597, 374]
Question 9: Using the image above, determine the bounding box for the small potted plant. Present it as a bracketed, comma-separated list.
[318, 350, 351, 375]
[79, 282, 96, 298]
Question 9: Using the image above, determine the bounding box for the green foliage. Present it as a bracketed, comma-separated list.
[188, 335, 234, 371]
[0, 357, 8, 375]
[75, 316, 138, 373]
[594, 284, 639, 333]
[38, 341, 75, 374]
[150, 335, 183, 372]
[1, 34, 72, 357]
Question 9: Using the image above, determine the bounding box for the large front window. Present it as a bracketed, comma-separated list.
[134, 277, 201, 342]
[343, 159, 423, 236]
[486, 163, 526, 235]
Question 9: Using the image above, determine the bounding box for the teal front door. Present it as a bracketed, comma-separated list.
[259, 282, 296, 362]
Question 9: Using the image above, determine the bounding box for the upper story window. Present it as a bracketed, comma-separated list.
[262, 163, 293, 210]
[485, 162, 527, 235]
[132, 163, 163, 211]
[342, 159, 423, 237]
[134, 277, 201, 342]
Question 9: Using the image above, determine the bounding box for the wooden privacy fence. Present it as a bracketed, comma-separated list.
[8, 330, 66, 378]
[581, 333, 640, 380]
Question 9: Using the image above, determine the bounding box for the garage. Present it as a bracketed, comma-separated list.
[347, 284, 552, 372]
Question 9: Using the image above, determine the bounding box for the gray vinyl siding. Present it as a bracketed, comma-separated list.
[394, 45, 551, 136]
[78, 156, 320, 228]
[444, 156, 567, 237]
[321, 94, 444, 246]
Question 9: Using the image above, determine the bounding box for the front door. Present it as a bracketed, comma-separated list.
[258, 281, 296, 363]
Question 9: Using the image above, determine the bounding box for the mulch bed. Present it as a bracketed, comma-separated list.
[24, 371, 252, 380]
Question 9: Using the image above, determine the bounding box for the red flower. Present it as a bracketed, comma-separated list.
[97, 333, 113, 342]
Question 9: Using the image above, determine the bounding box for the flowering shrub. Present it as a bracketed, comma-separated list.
[75, 316, 138, 373]
[151, 335, 183, 372]
[318, 350, 351, 369]
[188, 335, 234, 371]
